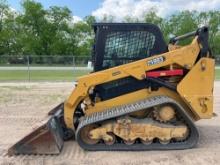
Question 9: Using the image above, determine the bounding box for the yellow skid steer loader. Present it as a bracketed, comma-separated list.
[8, 23, 215, 155]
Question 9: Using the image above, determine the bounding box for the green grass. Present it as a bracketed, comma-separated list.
[0, 64, 87, 67]
[0, 69, 219, 82]
[216, 69, 220, 80]
[0, 70, 90, 81]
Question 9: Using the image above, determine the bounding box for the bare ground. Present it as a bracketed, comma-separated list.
[0, 82, 219, 165]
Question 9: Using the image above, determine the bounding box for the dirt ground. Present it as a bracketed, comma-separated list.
[0, 82, 219, 165]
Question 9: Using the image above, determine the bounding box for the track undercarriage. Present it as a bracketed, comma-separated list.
[81, 117, 188, 146]
[76, 96, 199, 151]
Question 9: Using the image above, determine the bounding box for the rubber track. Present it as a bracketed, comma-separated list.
[76, 96, 199, 151]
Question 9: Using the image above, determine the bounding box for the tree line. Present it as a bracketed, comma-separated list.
[0, 0, 220, 57]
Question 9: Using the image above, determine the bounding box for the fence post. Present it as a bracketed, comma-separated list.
[27, 55, 30, 82]
[72, 56, 75, 68]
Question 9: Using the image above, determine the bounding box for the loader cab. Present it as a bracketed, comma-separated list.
[92, 23, 167, 71]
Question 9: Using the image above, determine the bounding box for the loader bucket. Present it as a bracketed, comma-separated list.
[8, 104, 65, 156]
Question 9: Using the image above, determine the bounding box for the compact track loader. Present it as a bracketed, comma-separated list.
[8, 23, 215, 155]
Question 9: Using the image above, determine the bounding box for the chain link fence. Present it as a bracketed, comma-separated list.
[0, 55, 92, 67]
[0, 55, 93, 82]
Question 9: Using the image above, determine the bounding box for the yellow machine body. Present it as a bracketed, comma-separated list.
[64, 37, 215, 130]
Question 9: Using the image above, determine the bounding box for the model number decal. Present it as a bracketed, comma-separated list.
[147, 56, 165, 66]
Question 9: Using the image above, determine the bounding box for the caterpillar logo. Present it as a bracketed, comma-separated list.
[147, 56, 165, 66]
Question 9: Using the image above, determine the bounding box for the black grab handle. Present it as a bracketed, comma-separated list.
[169, 26, 208, 44]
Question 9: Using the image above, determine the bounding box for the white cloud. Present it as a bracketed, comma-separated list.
[67, 15, 83, 27]
[92, 0, 220, 21]
[72, 15, 83, 23]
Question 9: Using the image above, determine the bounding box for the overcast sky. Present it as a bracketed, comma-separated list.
[7, 0, 220, 21]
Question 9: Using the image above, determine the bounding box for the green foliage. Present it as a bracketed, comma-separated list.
[0, 0, 20, 55]
[164, 11, 198, 44]
[0, 0, 95, 57]
[144, 8, 164, 28]
[142, 9, 220, 55]
[0, 0, 220, 58]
